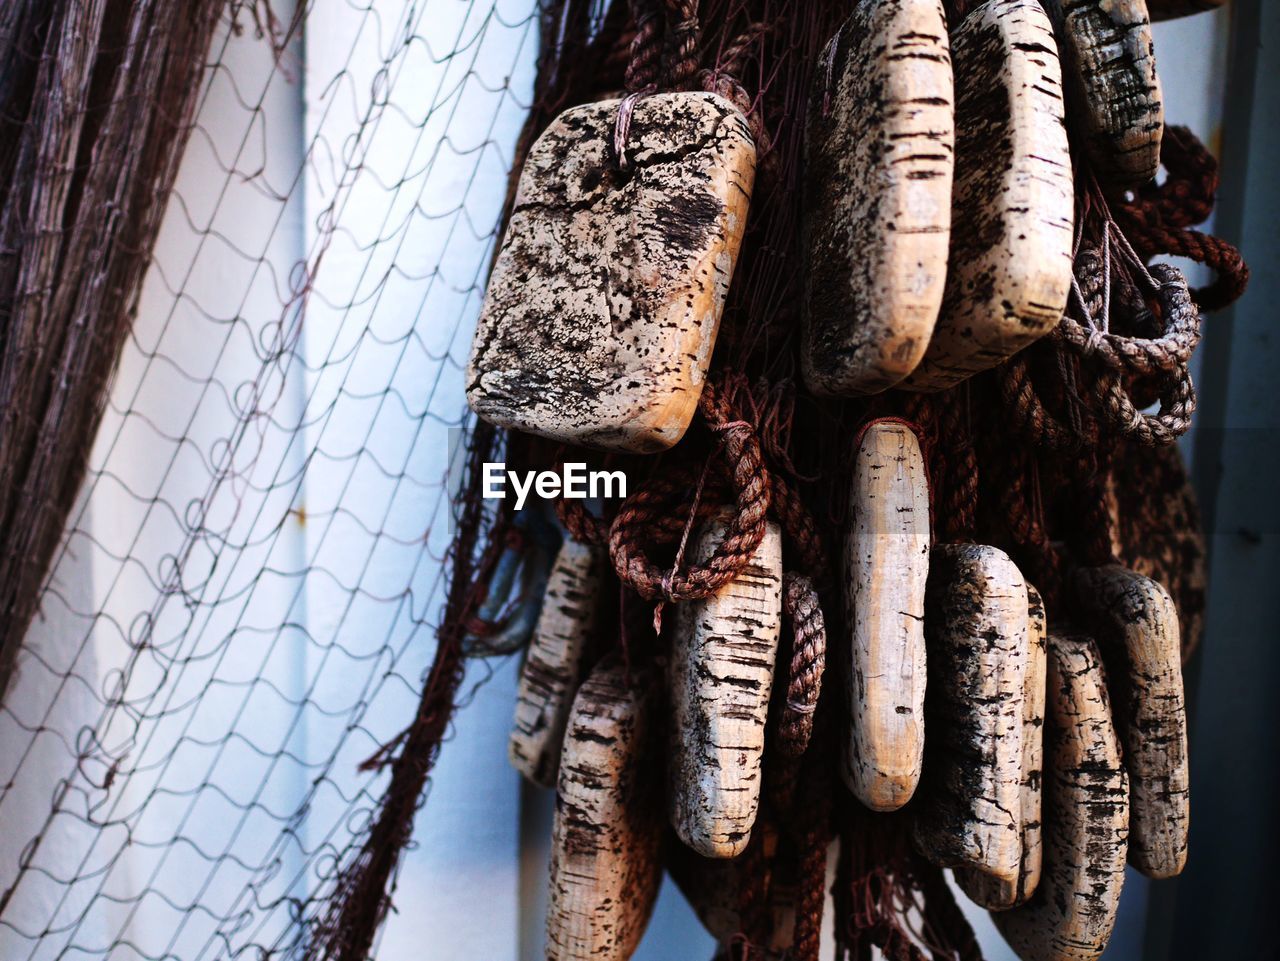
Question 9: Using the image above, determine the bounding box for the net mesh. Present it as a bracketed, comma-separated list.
[1, 1, 540, 956]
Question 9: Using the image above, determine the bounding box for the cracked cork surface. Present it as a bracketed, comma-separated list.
[510, 539, 604, 788]
[958, 582, 1048, 910]
[842, 421, 931, 811]
[802, 0, 954, 396]
[669, 512, 783, 858]
[994, 630, 1128, 961]
[548, 656, 661, 960]
[1043, 0, 1163, 188]
[905, 0, 1074, 392]
[1073, 565, 1188, 879]
[467, 92, 755, 452]
[913, 543, 1029, 889]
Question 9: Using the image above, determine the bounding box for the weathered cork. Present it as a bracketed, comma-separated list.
[913, 543, 1029, 890]
[510, 539, 603, 787]
[548, 657, 661, 960]
[994, 630, 1128, 961]
[468, 92, 755, 452]
[802, 0, 954, 395]
[1073, 565, 1188, 878]
[905, 0, 1074, 391]
[958, 583, 1048, 910]
[842, 421, 931, 811]
[1043, 0, 1163, 187]
[669, 513, 783, 858]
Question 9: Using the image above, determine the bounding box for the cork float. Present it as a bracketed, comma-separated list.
[669, 512, 783, 858]
[1042, 0, 1163, 187]
[1073, 565, 1189, 878]
[467, 92, 756, 452]
[957, 583, 1048, 910]
[547, 656, 661, 960]
[905, 0, 1074, 392]
[842, 420, 931, 811]
[994, 630, 1129, 961]
[802, 0, 954, 395]
[509, 538, 603, 787]
[913, 543, 1029, 890]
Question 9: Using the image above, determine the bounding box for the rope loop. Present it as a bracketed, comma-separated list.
[608, 380, 771, 604]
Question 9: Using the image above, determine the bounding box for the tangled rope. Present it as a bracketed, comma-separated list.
[610, 381, 772, 602]
[1116, 124, 1249, 311]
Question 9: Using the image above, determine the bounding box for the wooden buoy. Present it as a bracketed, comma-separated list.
[548, 657, 661, 960]
[1073, 565, 1188, 878]
[1042, 0, 1163, 187]
[842, 421, 931, 811]
[994, 630, 1129, 961]
[1146, 0, 1224, 20]
[913, 543, 1029, 889]
[905, 0, 1073, 392]
[803, 0, 954, 395]
[468, 92, 756, 452]
[670, 513, 783, 858]
[510, 538, 603, 787]
[957, 583, 1048, 910]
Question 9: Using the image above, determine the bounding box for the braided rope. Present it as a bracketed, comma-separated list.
[778, 573, 825, 758]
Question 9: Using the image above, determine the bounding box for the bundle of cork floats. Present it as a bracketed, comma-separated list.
[462, 0, 1245, 958]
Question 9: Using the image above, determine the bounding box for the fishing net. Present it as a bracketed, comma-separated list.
[0, 0, 1248, 959]
[2, 0, 536, 957]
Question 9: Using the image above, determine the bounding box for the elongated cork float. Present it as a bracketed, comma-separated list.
[994, 630, 1129, 961]
[1146, 0, 1223, 19]
[905, 0, 1073, 391]
[842, 421, 930, 811]
[1073, 565, 1188, 878]
[1043, 0, 1163, 187]
[670, 513, 783, 858]
[914, 543, 1029, 889]
[803, 0, 954, 395]
[468, 92, 755, 452]
[509, 539, 603, 787]
[958, 583, 1048, 910]
[548, 657, 661, 960]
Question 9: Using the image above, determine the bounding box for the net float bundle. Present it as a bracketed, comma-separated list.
[460, 0, 1239, 958]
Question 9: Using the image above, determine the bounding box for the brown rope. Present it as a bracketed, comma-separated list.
[555, 491, 608, 546]
[778, 573, 825, 758]
[662, 0, 701, 89]
[1116, 124, 1249, 310]
[624, 0, 663, 93]
[610, 381, 771, 602]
